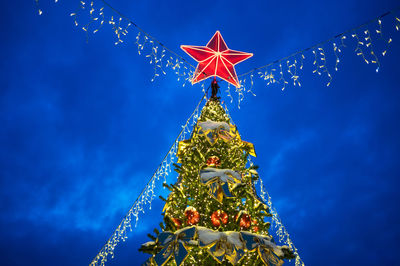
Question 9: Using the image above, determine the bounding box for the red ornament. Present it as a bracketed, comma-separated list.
[171, 218, 182, 229]
[206, 156, 221, 167]
[239, 213, 251, 230]
[252, 219, 259, 233]
[181, 31, 253, 88]
[211, 210, 228, 227]
[184, 206, 200, 225]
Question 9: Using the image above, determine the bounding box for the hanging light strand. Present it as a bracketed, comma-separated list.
[239, 7, 400, 78]
[37, 2, 399, 103]
[68, 0, 195, 86]
[258, 177, 305, 266]
[237, 6, 400, 99]
[89, 93, 206, 266]
[245, 155, 305, 266]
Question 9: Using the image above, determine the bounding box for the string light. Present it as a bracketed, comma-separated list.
[37, 2, 400, 104]
[34, 0, 42, 15]
[89, 94, 206, 266]
[339, 35, 347, 49]
[226, 83, 234, 103]
[279, 62, 288, 91]
[299, 53, 305, 70]
[352, 31, 369, 64]
[364, 29, 380, 72]
[237, 8, 400, 98]
[247, 72, 256, 96]
[68, 0, 196, 87]
[377, 19, 393, 57]
[286, 59, 301, 87]
[246, 155, 304, 266]
[319, 47, 332, 86]
[333, 42, 341, 71]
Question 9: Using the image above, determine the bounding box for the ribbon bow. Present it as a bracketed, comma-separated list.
[197, 227, 245, 264]
[176, 121, 257, 163]
[197, 120, 238, 144]
[241, 232, 284, 266]
[153, 226, 196, 266]
[200, 168, 242, 202]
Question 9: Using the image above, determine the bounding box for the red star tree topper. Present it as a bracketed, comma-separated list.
[181, 31, 253, 88]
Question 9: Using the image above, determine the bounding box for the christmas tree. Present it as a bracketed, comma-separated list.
[139, 94, 295, 265]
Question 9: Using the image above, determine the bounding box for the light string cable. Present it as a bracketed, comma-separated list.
[90, 93, 206, 266]
[247, 155, 305, 266]
[237, 6, 400, 95]
[226, 104, 304, 265]
[67, 0, 196, 85]
[36, 2, 399, 100]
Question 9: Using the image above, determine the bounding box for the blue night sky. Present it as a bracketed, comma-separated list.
[1, 0, 400, 265]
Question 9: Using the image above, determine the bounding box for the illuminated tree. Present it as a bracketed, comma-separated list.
[140, 97, 294, 265]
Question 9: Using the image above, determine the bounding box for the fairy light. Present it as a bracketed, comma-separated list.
[312, 49, 321, 75]
[395, 16, 400, 31]
[246, 155, 304, 266]
[312, 47, 332, 86]
[237, 10, 399, 98]
[35, 0, 42, 15]
[146, 40, 159, 81]
[318, 47, 332, 86]
[364, 29, 381, 72]
[286, 59, 301, 86]
[69, 0, 197, 88]
[90, 94, 206, 266]
[339, 35, 347, 49]
[352, 31, 369, 64]
[258, 67, 277, 86]
[83, 2, 106, 42]
[333, 42, 341, 71]
[257, 177, 305, 266]
[378, 19, 393, 57]
[245, 72, 256, 96]
[107, 15, 131, 45]
[299, 53, 305, 70]
[226, 83, 234, 103]
[235, 79, 246, 108]
[278, 62, 288, 91]
[134, 32, 145, 55]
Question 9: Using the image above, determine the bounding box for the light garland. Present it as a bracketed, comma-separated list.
[89, 94, 206, 266]
[247, 156, 305, 266]
[70, 0, 195, 86]
[35, 2, 400, 106]
[236, 8, 400, 105]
